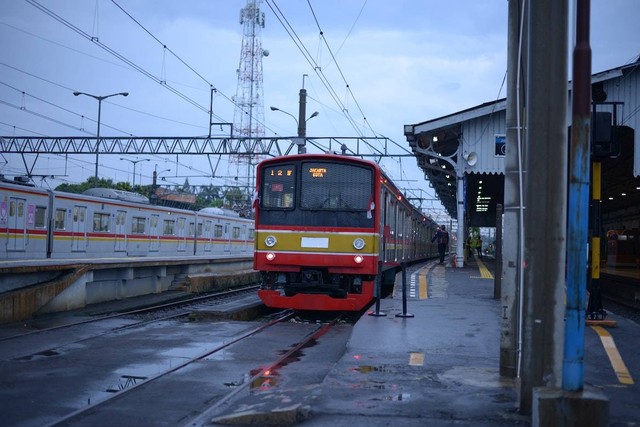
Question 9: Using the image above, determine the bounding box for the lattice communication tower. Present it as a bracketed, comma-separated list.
[233, 0, 267, 159]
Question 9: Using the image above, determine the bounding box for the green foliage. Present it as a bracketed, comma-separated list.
[54, 177, 247, 213]
[55, 177, 121, 193]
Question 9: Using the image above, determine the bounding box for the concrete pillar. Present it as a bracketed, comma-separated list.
[521, 0, 568, 414]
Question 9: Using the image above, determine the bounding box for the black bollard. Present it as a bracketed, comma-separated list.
[396, 262, 414, 318]
[368, 261, 386, 317]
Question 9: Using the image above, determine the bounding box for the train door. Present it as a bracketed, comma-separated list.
[72, 205, 87, 252]
[177, 217, 187, 252]
[189, 221, 195, 254]
[115, 210, 127, 252]
[7, 196, 26, 251]
[390, 200, 398, 262]
[224, 222, 231, 252]
[241, 224, 248, 252]
[203, 220, 212, 252]
[214, 222, 223, 253]
[149, 214, 160, 252]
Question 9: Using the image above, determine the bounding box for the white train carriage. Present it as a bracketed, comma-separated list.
[0, 181, 254, 260]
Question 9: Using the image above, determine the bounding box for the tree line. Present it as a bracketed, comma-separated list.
[55, 177, 252, 212]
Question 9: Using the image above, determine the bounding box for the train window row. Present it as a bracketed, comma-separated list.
[15, 202, 252, 240]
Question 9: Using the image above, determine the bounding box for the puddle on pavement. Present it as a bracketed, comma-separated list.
[352, 364, 392, 374]
[241, 339, 318, 391]
[14, 349, 60, 361]
[249, 367, 280, 390]
[371, 393, 411, 401]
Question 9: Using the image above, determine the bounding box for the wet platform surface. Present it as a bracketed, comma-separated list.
[204, 255, 639, 426]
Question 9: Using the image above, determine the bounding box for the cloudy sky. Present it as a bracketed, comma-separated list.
[1, 0, 639, 221]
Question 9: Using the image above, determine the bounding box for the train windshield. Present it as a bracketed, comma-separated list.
[300, 162, 372, 211]
[262, 164, 296, 209]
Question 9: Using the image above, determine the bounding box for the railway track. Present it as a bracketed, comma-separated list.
[0, 285, 261, 344]
[43, 310, 305, 427]
[600, 273, 640, 322]
[0, 286, 352, 427]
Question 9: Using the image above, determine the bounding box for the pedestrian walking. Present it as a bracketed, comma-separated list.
[431, 225, 450, 265]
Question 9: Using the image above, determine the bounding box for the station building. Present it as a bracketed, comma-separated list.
[404, 59, 640, 266]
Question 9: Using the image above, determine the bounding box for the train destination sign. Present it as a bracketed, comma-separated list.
[308, 167, 327, 178]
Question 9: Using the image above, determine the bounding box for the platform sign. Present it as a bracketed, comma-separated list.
[495, 134, 506, 157]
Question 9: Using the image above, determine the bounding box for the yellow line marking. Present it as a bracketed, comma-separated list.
[591, 325, 634, 385]
[473, 253, 493, 279]
[409, 352, 424, 366]
[419, 269, 428, 299]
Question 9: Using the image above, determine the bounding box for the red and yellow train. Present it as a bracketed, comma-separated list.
[254, 153, 442, 311]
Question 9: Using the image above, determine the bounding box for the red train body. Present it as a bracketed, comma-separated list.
[253, 153, 440, 311]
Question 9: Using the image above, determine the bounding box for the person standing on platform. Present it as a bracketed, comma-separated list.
[476, 236, 483, 259]
[432, 225, 450, 265]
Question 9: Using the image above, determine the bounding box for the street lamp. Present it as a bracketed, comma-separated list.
[270, 106, 298, 129]
[120, 158, 150, 187]
[73, 91, 129, 184]
[270, 106, 319, 154]
[153, 166, 171, 187]
[269, 106, 319, 131]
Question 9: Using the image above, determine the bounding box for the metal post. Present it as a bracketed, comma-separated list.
[368, 261, 386, 317]
[298, 88, 307, 154]
[494, 204, 503, 300]
[95, 99, 102, 183]
[73, 91, 128, 185]
[587, 161, 605, 319]
[501, 0, 527, 380]
[396, 262, 414, 318]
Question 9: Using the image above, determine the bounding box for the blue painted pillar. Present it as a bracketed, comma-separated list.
[564, 0, 591, 391]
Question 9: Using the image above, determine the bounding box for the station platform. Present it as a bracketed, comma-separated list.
[209, 255, 639, 426]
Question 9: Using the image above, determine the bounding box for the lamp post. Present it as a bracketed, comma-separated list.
[153, 166, 171, 187]
[73, 91, 129, 184]
[269, 106, 319, 154]
[120, 158, 150, 187]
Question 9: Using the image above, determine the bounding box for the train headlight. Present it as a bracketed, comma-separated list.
[265, 235, 277, 247]
[354, 255, 364, 264]
[266, 252, 276, 261]
[353, 238, 366, 250]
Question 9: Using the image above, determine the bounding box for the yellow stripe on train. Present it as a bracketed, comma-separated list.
[255, 230, 378, 253]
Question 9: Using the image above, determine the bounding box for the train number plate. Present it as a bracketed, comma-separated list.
[300, 237, 329, 248]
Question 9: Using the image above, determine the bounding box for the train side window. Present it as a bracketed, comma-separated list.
[232, 226, 240, 239]
[163, 219, 175, 235]
[262, 164, 296, 209]
[34, 206, 47, 228]
[93, 213, 110, 232]
[214, 224, 223, 238]
[55, 209, 66, 230]
[249, 228, 254, 239]
[189, 222, 195, 237]
[132, 216, 146, 234]
[204, 220, 211, 232]
[197, 222, 203, 237]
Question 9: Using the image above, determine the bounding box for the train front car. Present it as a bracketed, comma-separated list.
[254, 154, 380, 311]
